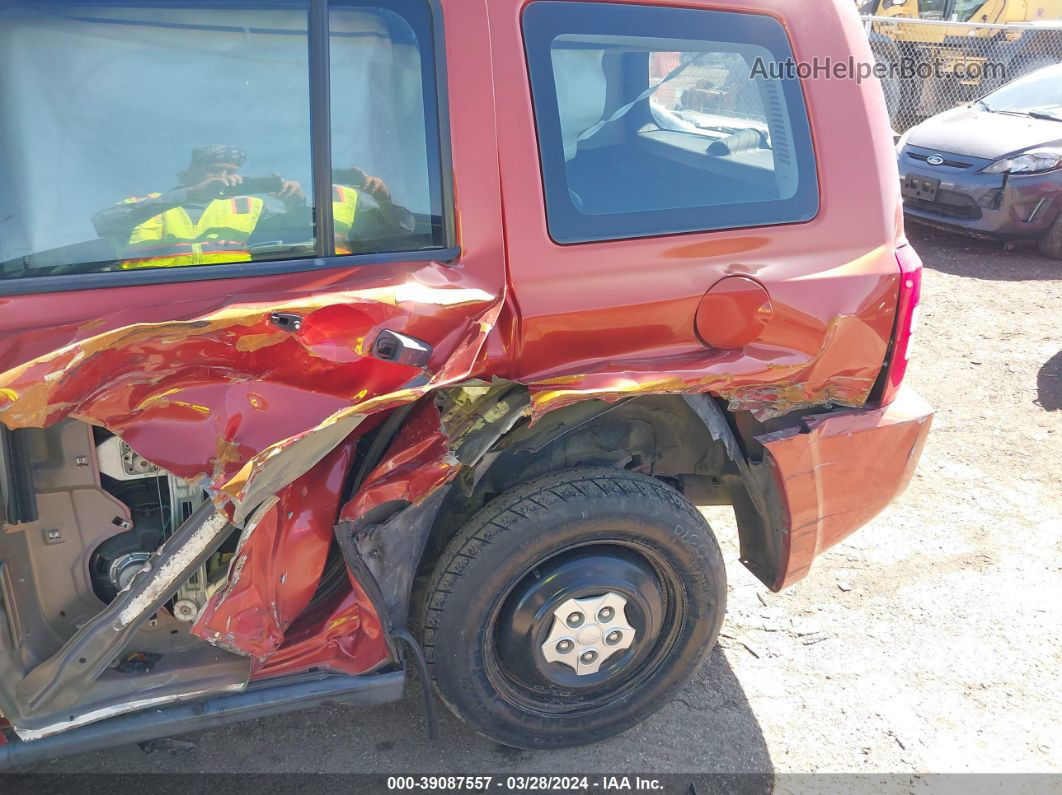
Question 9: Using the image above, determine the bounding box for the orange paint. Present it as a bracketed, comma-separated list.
[0, 0, 931, 682]
[759, 385, 933, 590]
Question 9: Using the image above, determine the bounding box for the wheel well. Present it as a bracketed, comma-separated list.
[419, 394, 735, 577]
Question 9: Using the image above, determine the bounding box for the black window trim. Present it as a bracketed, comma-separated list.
[0, 0, 456, 297]
[522, 0, 821, 246]
[310, 0, 336, 260]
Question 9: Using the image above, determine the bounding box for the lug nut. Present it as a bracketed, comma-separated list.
[173, 599, 198, 622]
[556, 639, 574, 654]
[606, 630, 623, 645]
[566, 612, 584, 628]
[598, 606, 614, 622]
[580, 650, 598, 664]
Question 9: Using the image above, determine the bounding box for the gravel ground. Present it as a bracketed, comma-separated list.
[18, 224, 1062, 782]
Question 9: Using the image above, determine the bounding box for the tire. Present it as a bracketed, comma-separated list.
[419, 468, 726, 749]
[1040, 213, 1062, 261]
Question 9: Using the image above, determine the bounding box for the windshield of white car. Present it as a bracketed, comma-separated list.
[981, 65, 1062, 116]
[979, 103, 1062, 123]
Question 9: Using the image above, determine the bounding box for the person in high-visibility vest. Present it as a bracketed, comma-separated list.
[330, 166, 415, 256]
[92, 145, 305, 269]
[94, 147, 417, 268]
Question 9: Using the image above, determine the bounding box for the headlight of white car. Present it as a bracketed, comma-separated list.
[983, 149, 1062, 174]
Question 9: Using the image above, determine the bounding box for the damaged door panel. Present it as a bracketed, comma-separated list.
[0, 272, 500, 515]
[0, 0, 934, 762]
[0, 0, 507, 739]
[192, 437, 362, 661]
[0, 269, 504, 732]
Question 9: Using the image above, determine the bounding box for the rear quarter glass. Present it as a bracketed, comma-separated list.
[522, 1, 819, 244]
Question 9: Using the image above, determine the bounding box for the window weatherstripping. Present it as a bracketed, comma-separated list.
[0, 247, 462, 297]
[311, 0, 336, 259]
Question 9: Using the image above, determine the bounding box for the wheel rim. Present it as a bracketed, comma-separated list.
[488, 542, 684, 714]
[540, 591, 636, 675]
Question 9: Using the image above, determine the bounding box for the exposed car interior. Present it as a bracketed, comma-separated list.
[551, 37, 800, 217]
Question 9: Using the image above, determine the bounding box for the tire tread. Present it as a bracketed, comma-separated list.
[421, 467, 714, 668]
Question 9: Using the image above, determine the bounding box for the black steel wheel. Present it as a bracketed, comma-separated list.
[419, 468, 726, 749]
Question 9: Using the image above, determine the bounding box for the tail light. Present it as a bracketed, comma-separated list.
[880, 244, 923, 406]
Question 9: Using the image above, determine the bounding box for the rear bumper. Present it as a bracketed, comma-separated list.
[757, 385, 933, 591]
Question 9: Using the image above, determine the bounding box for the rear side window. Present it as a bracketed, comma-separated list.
[0, 0, 445, 281]
[523, 2, 818, 244]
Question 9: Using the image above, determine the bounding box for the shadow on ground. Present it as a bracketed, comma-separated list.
[1038, 351, 1062, 412]
[24, 647, 772, 786]
[908, 224, 1060, 281]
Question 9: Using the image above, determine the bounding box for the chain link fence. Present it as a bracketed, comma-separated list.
[862, 15, 1062, 132]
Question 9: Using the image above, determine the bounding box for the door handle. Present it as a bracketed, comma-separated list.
[269, 312, 303, 332]
[370, 330, 433, 368]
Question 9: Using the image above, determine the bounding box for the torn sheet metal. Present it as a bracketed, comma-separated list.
[344, 487, 450, 631]
[191, 439, 360, 659]
[0, 270, 500, 525]
[194, 389, 506, 671]
[333, 400, 465, 637]
[250, 577, 389, 679]
[339, 400, 458, 524]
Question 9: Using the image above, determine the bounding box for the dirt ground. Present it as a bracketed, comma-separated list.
[26, 224, 1062, 780]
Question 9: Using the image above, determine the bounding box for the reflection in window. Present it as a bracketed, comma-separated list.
[0, 2, 314, 277]
[648, 50, 779, 192]
[0, 0, 445, 280]
[329, 1, 445, 255]
[89, 145, 314, 270]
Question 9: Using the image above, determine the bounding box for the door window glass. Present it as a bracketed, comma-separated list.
[329, 0, 446, 256]
[523, 2, 819, 244]
[0, 1, 445, 281]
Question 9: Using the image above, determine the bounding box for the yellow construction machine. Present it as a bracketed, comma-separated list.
[861, 0, 1062, 122]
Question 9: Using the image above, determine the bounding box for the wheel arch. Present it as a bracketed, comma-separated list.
[341, 387, 797, 638]
[416, 389, 788, 593]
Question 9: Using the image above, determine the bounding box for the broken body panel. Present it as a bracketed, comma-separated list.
[0, 0, 931, 747]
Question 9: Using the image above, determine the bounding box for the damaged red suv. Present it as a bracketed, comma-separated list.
[0, 0, 931, 762]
